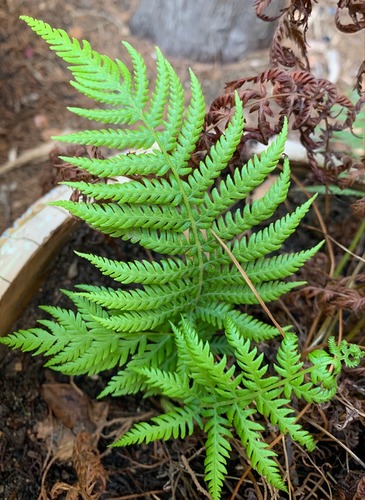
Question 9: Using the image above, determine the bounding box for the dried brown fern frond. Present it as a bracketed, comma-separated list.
[201, 69, 364, 183]
[255, 0, 314, 69]
[335, 0, 365, 34]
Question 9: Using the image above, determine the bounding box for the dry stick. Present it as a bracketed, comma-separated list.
[282, 435, 293, 500]
[210, 229, 287, 338]
[333, 219, 365, 278]
[0, 141, 57, 176]
[279, 297, 304, 335]
[303, 310, 323, 353]
[347, 315, 365, 342]
[338, 308, 343, 344]
[289, 170, 336, 278]
[304, 223, 365, 270]
[247, 470, 264, 500]
[301, 416, 365, 469]
[180, 454, 212, 499]
[289, 170, 336, 350]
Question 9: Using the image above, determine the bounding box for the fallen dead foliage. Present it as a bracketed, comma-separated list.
[337, 471, 365, 500]
[37, 381, 158, 498]
[50, 431, 108, 500]
[303, 275, 365, 314]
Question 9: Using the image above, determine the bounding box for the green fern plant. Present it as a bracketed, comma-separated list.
[114, 317, 362, 495]
[1, 16, 363, 498]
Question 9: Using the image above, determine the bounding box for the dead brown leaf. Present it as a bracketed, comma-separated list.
[42, 383, 108, 434]
[42, 383, 95, 433]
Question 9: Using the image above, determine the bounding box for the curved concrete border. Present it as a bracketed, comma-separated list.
[0, 185, 77, 335]
[0, 176, 131, 336]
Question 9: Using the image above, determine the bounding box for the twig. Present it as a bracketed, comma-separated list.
[0, 141, 56, 176]
[210, 229, 287, 338]
[181, 454, 212, 499]
[107, 490, 168, 500]
[301, 416, 365, 469]
[289, 170, 336, 277]
[333, 219, 365, 277]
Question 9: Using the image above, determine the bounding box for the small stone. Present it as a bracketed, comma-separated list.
[67, 260, 78, 280]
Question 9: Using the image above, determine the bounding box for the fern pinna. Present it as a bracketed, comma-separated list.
[1, 16, 363, 498]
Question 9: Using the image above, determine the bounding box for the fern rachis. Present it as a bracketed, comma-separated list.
[1, 16, 363, 499]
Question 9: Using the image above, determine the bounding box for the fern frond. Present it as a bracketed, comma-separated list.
[75, 252, 196, 285]
[59, 151, 170, 178]
[168, 70, 206, 176]
[227, 405, 287, 491]
[195, 301, 285, 341]
[208, 335, 234, 355]
[99, 369, 148, 397]
[91, 307, 182, 333]
[60, 291, 110, 327]
[207, 280, 306, 305]
[4, 19, 362, 497]
[187, 93, 244, 202]
[67, 106, 140, 125]
[51, 200, 190, 233]
[203, 410, 233, 500]
[133, 366, 189, 399]
[199, 121, 288, 220]
[238, 243, 323, 283]
[98, 334, 175, 397]
[272, 332, 325, 404]
[172, 319, 240, 392]
[230, 196, 316, 262]
[274, 332, 305, 398]
[54, 127, 155, 150]
[212, 158, 291, 239]
[76, 281, 199, 311]
[113, 405, 198, 445]
[19, 16, 130, 105]
[157, 59, 185, 151]
[0, 327, 63, 356]
[328, 337, 365, 369]
[122, 41, 149, 110]
[63, 177, 183, 205]
[45, 335, 135, 375]
[0, 306, 87, 359]
[257, 392, 316, 451]
[38, 310, 142, 375]
[230, 312, 292, 341]
[202, 246, 321, 289]
[120, 226, 193, 255]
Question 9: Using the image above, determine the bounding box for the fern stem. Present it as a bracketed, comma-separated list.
[204, 361, 334, 412]
[155, 137, 205, 299]
[131, 101, 205, 302]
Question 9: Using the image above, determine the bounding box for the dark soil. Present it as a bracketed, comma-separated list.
[0, 224, 204, 499]
[1, 1, 364, 499]
[1, 206, 364, 499]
